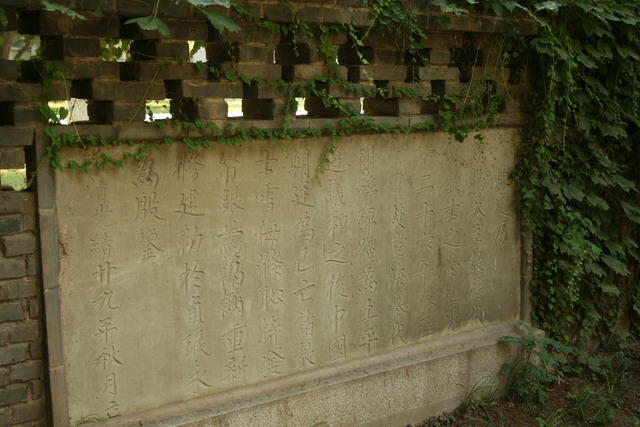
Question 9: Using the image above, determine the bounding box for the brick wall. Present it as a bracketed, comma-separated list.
[0, 191, 47, 426]
[0, 2, 534, 425]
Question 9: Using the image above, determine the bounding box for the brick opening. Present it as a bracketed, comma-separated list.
[483, 80, 506, 113]
[363, 81, 399, 116]
[452, 42, 484, 83]
[100, 38, 132, 62]
[295, 98, 308, 116]
[0, 167, 27, 191]
[226, 98, 243, 118]
[422, 80, 446, 114]
[337, 45, 374, 66]
[304, 82, 342, 118]
[47, 98, 89, 125]
[0, 103, 15, 126]
[145, 99, 172, 122]
[405, 48, 430, 82]
[242, 99, 274, 120]
[2, 32, 40, 61]
[0, 146, 26, 191]
[46, 101, 70, 124]
[188, 40, 207, 63]
[275, 43, 311, 65]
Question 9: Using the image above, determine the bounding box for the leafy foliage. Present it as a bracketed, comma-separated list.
[500, 327, 573, 405]
[122, 0, 239, 35]
[499, 0, 640, 345]
[41, 0, 86, 20]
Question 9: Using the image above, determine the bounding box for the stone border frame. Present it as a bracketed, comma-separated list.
[34, 130, 70, 426]
[33, 127, 535, 427]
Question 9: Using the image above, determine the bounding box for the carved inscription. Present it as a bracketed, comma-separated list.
[58, 131, 521, 423]
[86, 180, 123, 421]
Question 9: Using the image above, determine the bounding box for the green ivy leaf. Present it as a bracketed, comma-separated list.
[0, 8, 7, 27]
[601, 255, 630, 276]
[536, 1, 560, 12]
[621, 201, 640, 224]
[41, 0, 86, 20]
[187, 0, 230, 6]
[125, 16, 170, 36]
[200, 9, 239, 33]
[58, 107, 68, 120]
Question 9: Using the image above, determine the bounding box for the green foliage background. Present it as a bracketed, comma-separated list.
[499, 0, 640, 345]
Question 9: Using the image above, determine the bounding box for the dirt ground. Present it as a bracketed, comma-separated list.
[418, 343, 640, 426]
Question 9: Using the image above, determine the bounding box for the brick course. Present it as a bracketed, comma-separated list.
[0, 191, 46, 426]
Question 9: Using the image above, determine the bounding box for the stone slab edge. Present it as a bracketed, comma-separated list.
[94, 321, 532, 427]
[34, 131, 70, 427]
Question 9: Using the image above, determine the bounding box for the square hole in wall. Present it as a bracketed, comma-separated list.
[295, 97, 308, 116]
[0, 167, 27, 191]
[145, 99, 172, 122]
[0, 102, 14, 125]
[3, 32, 40, 60]
[188, 40, 207, 63]
[225, 98, 243, 118]
[100, 38, 132, 62]
[46, 98, 89, 125]
[46, 101, 70, 124]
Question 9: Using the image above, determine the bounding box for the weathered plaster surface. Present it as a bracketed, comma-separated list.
[54, 130, 520, 423]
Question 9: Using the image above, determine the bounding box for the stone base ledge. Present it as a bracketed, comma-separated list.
[97, 321, 532, 427]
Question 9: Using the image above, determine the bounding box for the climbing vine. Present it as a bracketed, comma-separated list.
[503, 0, 640, 345]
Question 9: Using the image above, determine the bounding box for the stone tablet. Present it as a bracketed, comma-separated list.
[54, 130, 520, 423]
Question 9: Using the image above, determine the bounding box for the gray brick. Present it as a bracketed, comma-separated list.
[0, 193, 27, 215]
[0, 83, 42, 102]
[0, 217, 20, 235]
[0, 407, 8, 426]
[12, 102, 48, 125]
[0, 277, 37, 300]
[296, 7, 324, 23]
[1, 233, 36, 257]
[222, 64, 281, 80]
[264, 4, 293, 22]
[0, 369, 8, 387]
[0, 259, 24, 280]
[0, 327, 9, 347]
[0, 302, 24, 322]
[10, 322, 39, 343]
[28, 299, 39, 318]
[10, 360, 42, 382]
[0, 60, 18, 80]
[181, 81, 243, 99]
[11, 399, 45, 423]
[28, 340, 42, 359]
[26, 254, 38, 276]
[21, 215, 34, 232]
[0, 383, 27, 405]
[351, 10, 371, 26]
[29, 379, 43, 400]
[430, 48, 451, 65]
[324, 8, 351, 24]
[0, 344, 27, 366]
[0, 147, 25, 169]
[0, 126, 33, 147]
[73, 80, 166, 102]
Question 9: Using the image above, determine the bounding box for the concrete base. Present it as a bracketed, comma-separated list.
[100, 322, 529, 427]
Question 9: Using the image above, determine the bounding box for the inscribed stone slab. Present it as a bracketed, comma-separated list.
[54, 130, 520, 423]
